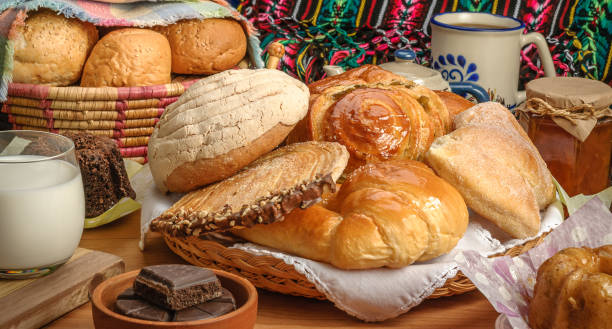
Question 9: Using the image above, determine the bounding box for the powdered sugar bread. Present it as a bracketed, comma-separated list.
[148, 69, 310, 193]
[454, 102, 554, 209]
[424, 102, 555, 238]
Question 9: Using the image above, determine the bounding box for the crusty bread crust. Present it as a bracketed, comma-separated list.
[166, 123, 294, 193]
[154, 18, 246, 75]
[152, 142, 349, 234]
[13, 9, 98, 86]
[80, 28, 171, 87]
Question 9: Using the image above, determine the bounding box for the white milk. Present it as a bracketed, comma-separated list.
[0, 155, 85, 269]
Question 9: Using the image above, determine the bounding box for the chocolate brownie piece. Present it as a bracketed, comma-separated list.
[20, 132, 135, 217]
[21, 135, 63, 157]
[133, 265, 222, 311]
[62, 132, 136, 217]
[173, 288, 236, 322]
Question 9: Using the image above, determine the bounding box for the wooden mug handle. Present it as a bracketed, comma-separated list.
[266, 42, 285, 70]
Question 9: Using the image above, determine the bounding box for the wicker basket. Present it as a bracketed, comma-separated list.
[161, 232, 548, 300]
[0, 43, 284, 162]
[0, 80, 199, 161]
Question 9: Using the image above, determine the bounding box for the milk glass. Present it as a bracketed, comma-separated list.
[0, 131, 85, 279]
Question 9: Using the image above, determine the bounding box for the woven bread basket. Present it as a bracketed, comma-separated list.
[160, 231, 548, 300]
[0, 80, 198, 161]
[0, 44, 283, 162]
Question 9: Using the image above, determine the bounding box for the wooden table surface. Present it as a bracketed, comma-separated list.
[44, 210, 499, 329]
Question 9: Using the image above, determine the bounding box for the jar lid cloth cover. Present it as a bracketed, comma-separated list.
[518, 77, 612, 142]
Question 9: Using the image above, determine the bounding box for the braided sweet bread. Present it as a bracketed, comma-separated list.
[232, 160, 469, 270]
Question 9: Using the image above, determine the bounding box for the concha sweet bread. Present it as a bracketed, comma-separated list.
[148, 69, 310, 193]
[529, 245, 612, 329]
[13, 9, 98, 86]
[232, 160, 469, 270]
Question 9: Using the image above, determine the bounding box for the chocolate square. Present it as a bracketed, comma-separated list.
[173, 288, 236, 322]
[133, 265, 222, 311]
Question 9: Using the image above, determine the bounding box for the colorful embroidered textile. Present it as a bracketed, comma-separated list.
[239, 0, 612, 86]
[0, 0, 264, 101]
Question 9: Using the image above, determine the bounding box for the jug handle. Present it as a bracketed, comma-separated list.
[449, 82, 490, 103]
[517, 32, 556, 103]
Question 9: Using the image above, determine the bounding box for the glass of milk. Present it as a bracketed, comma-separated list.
[0, 131, 85, 279]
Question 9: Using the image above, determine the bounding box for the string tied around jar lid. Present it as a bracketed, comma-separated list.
[521, 97, 612, 126]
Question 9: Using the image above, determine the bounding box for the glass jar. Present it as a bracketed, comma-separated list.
[527, 115, 612, 196]
[522, 77, 612, 197]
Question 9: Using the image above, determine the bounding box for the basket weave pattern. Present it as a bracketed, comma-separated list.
[162, 232, 548, 300]
[0, 81, 199, 161]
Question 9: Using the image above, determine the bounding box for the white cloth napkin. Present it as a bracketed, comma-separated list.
[132, 164, 564, 321]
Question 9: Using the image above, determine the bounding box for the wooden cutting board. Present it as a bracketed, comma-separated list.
[0, 248, 124, 329]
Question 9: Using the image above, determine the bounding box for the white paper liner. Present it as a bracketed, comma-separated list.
[456, 197, 612, 329]
[132, 164, 565, 321]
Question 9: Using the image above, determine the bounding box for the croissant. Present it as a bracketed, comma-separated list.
[232, 160, 469, 270]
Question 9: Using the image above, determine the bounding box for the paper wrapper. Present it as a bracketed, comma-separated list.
[456, 197, 612, 329]
[83, 159, 143, 228]
[554, 176, 612, 216]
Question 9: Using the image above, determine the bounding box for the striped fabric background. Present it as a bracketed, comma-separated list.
[238, 0, 612, 86]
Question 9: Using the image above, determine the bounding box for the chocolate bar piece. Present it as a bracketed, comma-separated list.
[115, 289, 171, 322]
[117, 287, 138, 300]
[173, 288, 236, 322]
[134, 265, 222, 311]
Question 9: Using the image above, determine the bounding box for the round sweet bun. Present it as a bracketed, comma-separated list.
[80, 28, 171, 87]
[154, 18, 247, 75]
[13, 9, 98, 86]
[434, 90, 475, 124]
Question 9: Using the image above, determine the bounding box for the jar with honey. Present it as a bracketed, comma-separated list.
[519, 77, 612, 197]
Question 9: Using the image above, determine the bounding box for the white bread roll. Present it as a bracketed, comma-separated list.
[148, 69, 310, 193]
[80, 28, 171, 87]
[13, 9, 98, 86]
[154, 18, 247, 75]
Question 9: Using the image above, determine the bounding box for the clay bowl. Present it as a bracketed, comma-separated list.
[92, 268, 257, 329]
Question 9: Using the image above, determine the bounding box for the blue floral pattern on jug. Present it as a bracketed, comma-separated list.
[433, 54, 479, 83]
